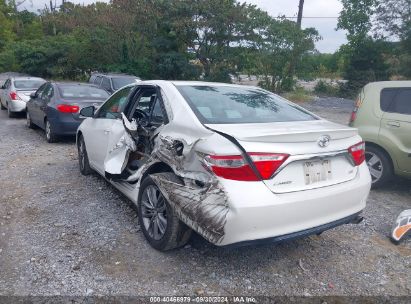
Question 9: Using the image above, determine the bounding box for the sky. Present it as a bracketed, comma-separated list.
[25, 0, 347, 53]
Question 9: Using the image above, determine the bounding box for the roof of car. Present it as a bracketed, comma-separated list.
[364, 81, 411, 89]
[53, 81, 100, 87]
[91, 73, 139, 78]
[12, 76, 45, 81]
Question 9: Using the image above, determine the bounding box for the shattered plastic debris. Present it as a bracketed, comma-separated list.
[391, 209, 411, 244]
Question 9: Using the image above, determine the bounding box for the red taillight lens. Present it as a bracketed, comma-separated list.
[349, 110, 357, 125]
[203, 153, 289, 181]
[348, 142, 365, 166]
[57, 104, 79, 113]
[9, 92, 20, 100]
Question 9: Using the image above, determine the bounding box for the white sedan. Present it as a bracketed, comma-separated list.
[77, 81, 371, 251]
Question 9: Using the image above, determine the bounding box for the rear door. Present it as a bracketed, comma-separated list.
[380, 88, 411, 173]
[85, 86, 133, 173]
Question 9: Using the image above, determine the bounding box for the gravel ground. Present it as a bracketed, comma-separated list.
[0, 98, 410, 298]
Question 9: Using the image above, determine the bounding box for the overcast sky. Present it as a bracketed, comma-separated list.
[25, 0, 346, 53]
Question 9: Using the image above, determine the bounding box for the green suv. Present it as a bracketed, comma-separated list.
[350, 81, 411, 187]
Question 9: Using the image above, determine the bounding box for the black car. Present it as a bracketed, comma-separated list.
[26, 82, 110, 143]
[89, 73, 141, 95]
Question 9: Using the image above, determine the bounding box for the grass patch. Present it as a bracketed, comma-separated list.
[282, 87, 314, 103]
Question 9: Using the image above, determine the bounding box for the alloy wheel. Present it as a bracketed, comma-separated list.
[78, 139, 85, 171]
[365, 151, 383, 183]
[45, 121, 51, 140]
[141, 185, 168, 241]
[26, 112, 31, 127]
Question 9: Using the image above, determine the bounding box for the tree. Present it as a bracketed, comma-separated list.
[338, 0, 391, 96]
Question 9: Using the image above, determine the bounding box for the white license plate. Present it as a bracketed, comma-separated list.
[303, 159, 332, 185]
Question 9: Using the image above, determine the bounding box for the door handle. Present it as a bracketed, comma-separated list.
[104, 129, 110, 134]
[386, 121, 400, 128]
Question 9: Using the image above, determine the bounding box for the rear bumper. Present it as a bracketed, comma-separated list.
[48, 116, 83, 135]
[218, 163, 371, 246]
[8, 100, 26, 112]
[224, 212, 363, 248]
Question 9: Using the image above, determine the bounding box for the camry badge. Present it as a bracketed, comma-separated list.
[317, 135, 331, 148]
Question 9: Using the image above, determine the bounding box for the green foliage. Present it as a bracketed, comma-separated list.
[314, 80, 340, 96]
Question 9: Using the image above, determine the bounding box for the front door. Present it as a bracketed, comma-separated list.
[380, 87, 411, 173]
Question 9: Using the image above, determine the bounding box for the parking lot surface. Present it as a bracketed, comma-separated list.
[0, 98, 410, 297]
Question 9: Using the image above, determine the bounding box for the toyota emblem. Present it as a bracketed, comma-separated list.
[317, 135, 331, 148]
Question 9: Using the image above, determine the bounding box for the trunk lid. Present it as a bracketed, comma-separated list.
[62, 99, 105, 120]
[16, 90, 35, 102]
[206, 120, 360, 193]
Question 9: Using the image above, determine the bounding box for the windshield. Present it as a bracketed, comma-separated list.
[112, 77, 138, 90]
[176, 85, 317, 124]
[14, 80, 45, 90]
[58, 85, 109, 99]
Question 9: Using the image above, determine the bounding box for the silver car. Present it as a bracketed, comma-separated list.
[1, 76, 46, 117]
[77, 81, 371, 251]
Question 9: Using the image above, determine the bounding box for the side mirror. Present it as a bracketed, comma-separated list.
[30, 93, 37, 98]
[80, 106, 95, 118]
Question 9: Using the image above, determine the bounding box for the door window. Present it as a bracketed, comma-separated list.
[96, 86, 132, 119]
[101, 77, 112, 91]
[381, 88, 411, 115]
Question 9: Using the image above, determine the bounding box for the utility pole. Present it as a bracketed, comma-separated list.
[285, 0, 305, 90]
[297, 0, 305, 29]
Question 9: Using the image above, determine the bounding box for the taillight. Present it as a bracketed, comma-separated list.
[348, 142, 365, 166]
[349, 96, 363, 126]
[203, 153, 289, 181]
[57, 104, 79, 113]
[9, 92, 21, 100]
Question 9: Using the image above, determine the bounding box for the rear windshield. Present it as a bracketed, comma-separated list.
[112, 77, 138, 90]
[14, 80, 45, 90]
[176, 85, 317, 124]
[58, 85, 109, 99]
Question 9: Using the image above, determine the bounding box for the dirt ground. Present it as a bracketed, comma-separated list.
[0, 98, 410, 299]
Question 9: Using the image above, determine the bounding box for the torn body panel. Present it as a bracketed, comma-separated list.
[104, 113, 138, 175]
[150, 173, 229, 244]
[100, 114, 233, 244]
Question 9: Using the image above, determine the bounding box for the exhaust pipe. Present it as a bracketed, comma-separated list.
[349, 215, 364, 224]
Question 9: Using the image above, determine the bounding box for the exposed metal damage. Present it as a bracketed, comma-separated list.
[104, 113, 230, 244]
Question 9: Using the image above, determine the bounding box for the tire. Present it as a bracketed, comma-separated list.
[45, 119, 58, 143]
[26, 111, 35, 129]
[0, 102, 5, 110]
[365, 145, 393, 188]
[7, 106, 15, 118]
[138, 173, 192, 251]
[77, 135, 93, 175]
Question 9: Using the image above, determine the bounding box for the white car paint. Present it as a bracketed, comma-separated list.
[77, 80, 371, 247]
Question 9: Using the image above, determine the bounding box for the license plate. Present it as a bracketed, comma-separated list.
[303, 159, 332, 185]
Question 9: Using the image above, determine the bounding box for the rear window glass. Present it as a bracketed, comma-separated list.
[381, 88, 411, 115]
[176, 85, 317, 124]
[112, 77, 139, 90]
[14, 80, 45, 89]
[58, 85, 109, 99]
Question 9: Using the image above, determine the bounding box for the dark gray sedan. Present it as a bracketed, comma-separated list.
[26, 82, 109, 142]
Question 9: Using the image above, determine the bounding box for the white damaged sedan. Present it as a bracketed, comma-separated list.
[77, 81, 371, 251]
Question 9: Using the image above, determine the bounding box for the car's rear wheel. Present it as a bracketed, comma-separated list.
[45, 119, 58, 143]
[0, 102, 5, 110]
[365, 146, 393, 188]
[138, 174, 192, 251]
[77, 135, 93, 175]
[26, 111, 35, 129]
[7, 106, 15, 118]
